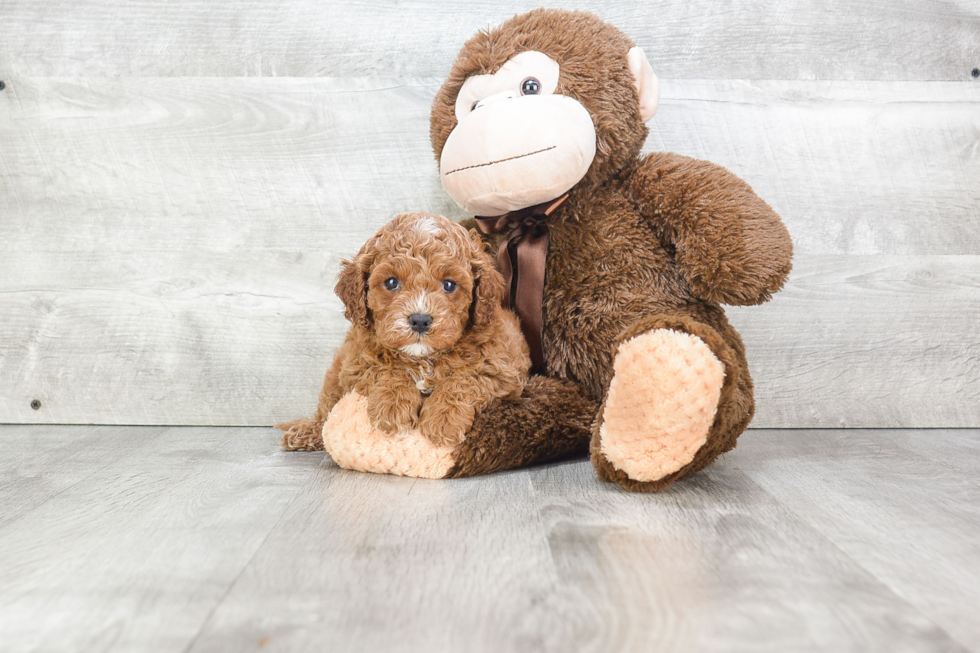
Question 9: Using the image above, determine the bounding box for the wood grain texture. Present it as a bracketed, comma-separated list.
[189, 455, 966, 652]
[0, 426, 319, 652]
[0, 424, 156, 528]
[187, 462, 561, 652]
[728, 429, 980, 649]
[2, 254, 977, 427]
[0, 0, 977, 80]
[727, 255, 980, 428]
[1, 77, 978, 426]
[2, 78, 978, 255]
[2, 426, 977, 652]
[525, 459, 967, 652]
[647, 81, 980, 256]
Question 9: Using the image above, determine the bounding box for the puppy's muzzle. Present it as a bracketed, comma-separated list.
[408, 313, 433, 334]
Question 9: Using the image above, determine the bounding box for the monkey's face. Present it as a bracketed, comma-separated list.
[432, 10, 661, 218]
[439, 51, 596, 217]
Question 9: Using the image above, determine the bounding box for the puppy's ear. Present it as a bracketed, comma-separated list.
[335, 243, 375, 331]
[468, 232, 507, 329]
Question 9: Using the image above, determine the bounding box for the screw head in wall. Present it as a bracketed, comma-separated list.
[31, 399, 42, 410]
[973, 68, 980, 78]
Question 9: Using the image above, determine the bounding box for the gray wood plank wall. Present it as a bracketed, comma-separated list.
[1, 1, 978, 427]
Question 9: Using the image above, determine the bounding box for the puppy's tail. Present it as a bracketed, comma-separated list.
[275, 417, 325, 452]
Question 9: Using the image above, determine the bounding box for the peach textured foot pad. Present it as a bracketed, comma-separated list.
[322, 392, 456, 479]
[600, 328, 725, 482]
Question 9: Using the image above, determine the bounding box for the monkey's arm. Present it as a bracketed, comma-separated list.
[626, 152, 793, 306]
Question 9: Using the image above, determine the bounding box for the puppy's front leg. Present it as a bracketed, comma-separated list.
[419, 378, 492, 448]
[365, 373, 425, 436]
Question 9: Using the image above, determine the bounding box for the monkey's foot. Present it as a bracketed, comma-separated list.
[276, 417, 325, 451]
[323, 392, 456, 479]
[593, 328, 725, 487]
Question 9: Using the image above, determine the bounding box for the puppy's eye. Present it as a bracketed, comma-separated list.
[521, 77, 541, 95]
[383, 278, 400, 291]
[471, 100, 479, 112]
[442, 280, 457, 293]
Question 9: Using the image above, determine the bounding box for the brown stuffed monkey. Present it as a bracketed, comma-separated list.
[281, 8, 792, 492]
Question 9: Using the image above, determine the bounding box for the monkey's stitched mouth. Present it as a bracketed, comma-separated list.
[444, 146, 556, 176]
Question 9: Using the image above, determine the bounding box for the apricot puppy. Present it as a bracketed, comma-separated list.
[277, 213, 530, 450]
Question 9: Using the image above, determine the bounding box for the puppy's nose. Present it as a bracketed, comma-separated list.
[408, 313, 433, 334]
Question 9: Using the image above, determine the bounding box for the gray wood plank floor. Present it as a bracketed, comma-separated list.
[1, 426, 977, 652]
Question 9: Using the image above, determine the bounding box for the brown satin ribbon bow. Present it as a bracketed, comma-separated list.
[474, 193, 568, 374]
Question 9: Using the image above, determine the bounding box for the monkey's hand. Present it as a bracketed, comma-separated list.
[626, 152, 793, 306]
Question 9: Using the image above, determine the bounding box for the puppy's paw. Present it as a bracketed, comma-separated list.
[419, 403, 471, 448]
[275, 418, 325, 451]
[367, 393, 421, 436]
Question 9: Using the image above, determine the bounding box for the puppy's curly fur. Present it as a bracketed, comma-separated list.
[277, 213, 530, 451]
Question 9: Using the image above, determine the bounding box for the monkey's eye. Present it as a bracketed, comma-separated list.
[521, 77, 541, 95]
[383, 278, 400, 291]
[442, 280, 457, 293]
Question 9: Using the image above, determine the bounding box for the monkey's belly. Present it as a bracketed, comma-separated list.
[541, 201, 709, 396]
[543, 295, 689, 398]
[542, 263, 699, 398]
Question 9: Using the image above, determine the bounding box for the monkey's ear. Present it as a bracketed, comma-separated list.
[627, 47, 660, 121]
[468, 233, 506, 329]
[335, 252, 373, 331]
